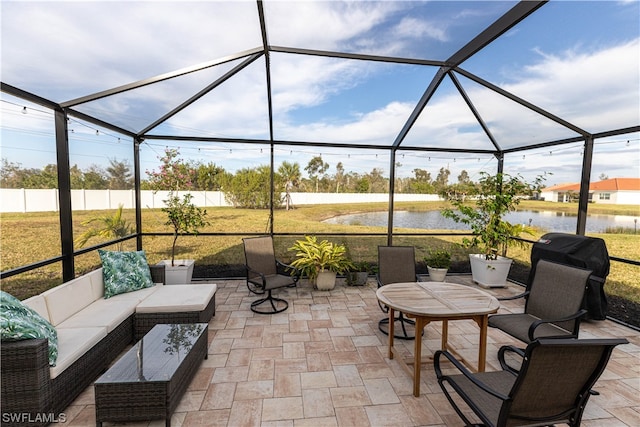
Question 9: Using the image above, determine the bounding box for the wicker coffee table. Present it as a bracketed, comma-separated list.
[95, 323, 208, 427]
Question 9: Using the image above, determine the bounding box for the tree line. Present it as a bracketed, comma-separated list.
[1, 149, 480, 208]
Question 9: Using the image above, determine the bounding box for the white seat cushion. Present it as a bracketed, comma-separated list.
[50, 326, 107, 379]
[136, 284, 217, 313]
[59, 297, 139, 332]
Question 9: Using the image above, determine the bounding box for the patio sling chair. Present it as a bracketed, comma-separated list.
[242, 236, 300, 314]
[377, 246, 420, 340]
[488, 259, 592, 344]
[434, 337, 628, 427]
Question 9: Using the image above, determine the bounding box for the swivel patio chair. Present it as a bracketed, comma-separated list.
[434, 337, 628, 427]
[377, 246, 420, 340]
[242, 236, 300, 314]
[488, 259, 592, 343]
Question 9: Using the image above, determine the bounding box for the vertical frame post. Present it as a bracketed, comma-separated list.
[55, 108, 74, 281]
[386, 150, 397, 246]
[577, 136, 594, 235]
[134, 138, 143, 250]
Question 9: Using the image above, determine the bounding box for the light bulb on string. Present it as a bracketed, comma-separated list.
[22, 106, 27, 114]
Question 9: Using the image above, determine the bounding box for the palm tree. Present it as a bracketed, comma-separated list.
[278, 161, 301, 210]
[75, 204, 133, 251]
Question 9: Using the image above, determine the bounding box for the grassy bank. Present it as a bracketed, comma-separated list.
[1, 200, 638, 303]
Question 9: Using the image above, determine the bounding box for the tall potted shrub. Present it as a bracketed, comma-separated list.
[442, 172, 545, 287]
[288, 235, 354, 290]
[160, 192, 209, 284]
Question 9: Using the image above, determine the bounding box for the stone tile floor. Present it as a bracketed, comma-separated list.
[63, 276, 639, 426]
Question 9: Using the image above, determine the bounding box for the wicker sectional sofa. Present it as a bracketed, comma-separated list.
[1, 265, 216, 427]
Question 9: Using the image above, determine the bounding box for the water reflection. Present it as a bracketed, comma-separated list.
[324, 210, 639, 233]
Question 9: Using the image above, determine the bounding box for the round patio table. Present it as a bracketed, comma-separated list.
[376, 281, 500, 397]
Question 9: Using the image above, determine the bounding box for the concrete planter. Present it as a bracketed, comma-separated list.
[159, 259, 195, 285]
[469, 254, 512, 288]
[427, 266, 448, 282]
[315, 271, 337, 290]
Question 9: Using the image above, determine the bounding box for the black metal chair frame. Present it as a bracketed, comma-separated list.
[434, 337, 628, 427]
[242, 236, 300, 314]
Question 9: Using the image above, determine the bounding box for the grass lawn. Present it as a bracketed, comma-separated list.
[1, 200, 638, 304]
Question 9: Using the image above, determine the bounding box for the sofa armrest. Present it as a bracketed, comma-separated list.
[1, 338, 53, 417]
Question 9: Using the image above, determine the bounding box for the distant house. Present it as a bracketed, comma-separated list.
[540, 178, 640, 205]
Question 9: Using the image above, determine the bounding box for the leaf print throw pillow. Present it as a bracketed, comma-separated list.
[99, 250, 154, 299]
[0, 291, 59, 366]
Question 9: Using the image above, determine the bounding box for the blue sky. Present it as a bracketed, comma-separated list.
[1, 1, 638, 187]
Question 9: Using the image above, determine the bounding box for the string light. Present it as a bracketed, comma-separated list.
[22, 106, 27, 114]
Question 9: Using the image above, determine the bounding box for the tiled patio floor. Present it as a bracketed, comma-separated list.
[63, 276, 639, 426]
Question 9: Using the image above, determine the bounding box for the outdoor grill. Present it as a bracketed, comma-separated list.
[529, 232, 610, 320]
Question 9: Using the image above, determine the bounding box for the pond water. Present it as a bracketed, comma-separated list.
[323, 210, 639, 233]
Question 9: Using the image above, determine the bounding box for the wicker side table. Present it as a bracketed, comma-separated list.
[94, 323, 207, 427]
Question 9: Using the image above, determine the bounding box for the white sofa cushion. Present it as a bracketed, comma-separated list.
[44, 275, 95, 326]
[50, 326, 107, 379]
[136, 284, 217, 313]
[59, 297, 139, 332]
[23, 294, 51, 323]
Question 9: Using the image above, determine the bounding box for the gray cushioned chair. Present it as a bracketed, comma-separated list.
[376, 246, 419, 340]
[435, 337, 628, 427]
[242, 236, 299, 314]
[488, 259, 592, 343]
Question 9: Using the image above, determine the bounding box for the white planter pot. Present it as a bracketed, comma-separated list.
[427, 266, 448, 282]
[469, 254, 512, 288]
[315, 271, 337, 290]
[159, 259, 195, 285]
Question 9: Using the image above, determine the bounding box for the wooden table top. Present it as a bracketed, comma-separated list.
[376, 282, 500, 318]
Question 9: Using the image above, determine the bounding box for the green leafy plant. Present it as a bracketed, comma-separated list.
[288, 235, 355, 281]
[442, 172, 546, 260]
[162, 192, 209, 266]
[424, 249, 451, 269]
[74, 204, 133, 251]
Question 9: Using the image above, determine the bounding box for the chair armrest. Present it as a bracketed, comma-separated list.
[527, 309, 588, 341]
[276, 259, 301, 281]
[245, 265, 267, 284]
[498, 290, 529, 301]
[434, 350, 511, 401]
[497, 345, 525, 374]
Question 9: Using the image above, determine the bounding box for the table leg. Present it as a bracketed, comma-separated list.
[441, 319, 448, 350]
[413, 317, 426, 397]
[388, 307, 395, 359]
[475, 314, 489, 372]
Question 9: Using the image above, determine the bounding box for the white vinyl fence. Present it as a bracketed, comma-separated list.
[0, 189, 441, 213]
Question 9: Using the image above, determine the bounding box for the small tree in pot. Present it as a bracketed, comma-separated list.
[162, 192, 209, 266]
[442, 172, 545, 287]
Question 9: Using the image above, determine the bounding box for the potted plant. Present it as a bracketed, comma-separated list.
[346, 261, 373, 286]
[441, 172, 545, 287]
[424, 249, 451, 282]
[159, 192, 209, 284]
[288, 235, 354, 290]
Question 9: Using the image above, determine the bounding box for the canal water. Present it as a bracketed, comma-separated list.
[323, 210, 639, 233]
